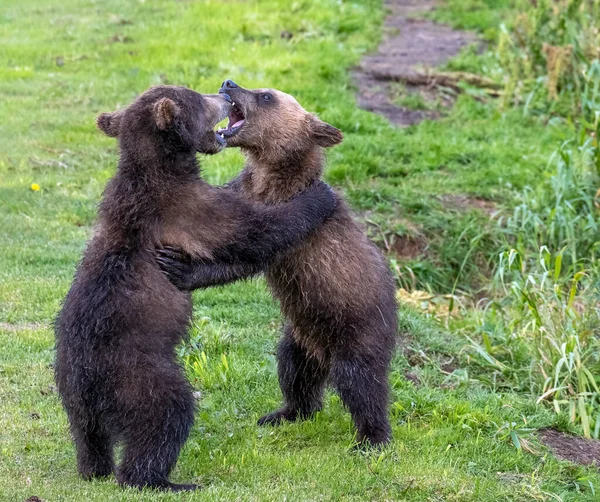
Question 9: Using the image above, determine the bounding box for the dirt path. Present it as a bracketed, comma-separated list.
[353, 0, 478, 126]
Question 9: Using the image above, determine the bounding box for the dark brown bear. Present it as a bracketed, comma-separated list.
[159, 81, 397, 447]
[54, 85, 337, 491]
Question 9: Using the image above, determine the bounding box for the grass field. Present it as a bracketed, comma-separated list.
[1, 0, 600, 500]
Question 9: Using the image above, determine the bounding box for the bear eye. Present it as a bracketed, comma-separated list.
[262, 93, 272, 102]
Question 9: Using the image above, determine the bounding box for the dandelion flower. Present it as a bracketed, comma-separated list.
[31, 183, 41, 191]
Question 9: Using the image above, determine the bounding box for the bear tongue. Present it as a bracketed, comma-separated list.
[231, 119, 245, 129]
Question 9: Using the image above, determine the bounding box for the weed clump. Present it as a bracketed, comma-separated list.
[497, 0, 600, 119]
[464, 248, 600, 438]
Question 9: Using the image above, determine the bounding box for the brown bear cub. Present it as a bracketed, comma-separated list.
[160, 81, 398, 446]
[55, 85, 337, 491]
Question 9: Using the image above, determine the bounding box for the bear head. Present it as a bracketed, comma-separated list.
[97, 85, 232, 158]
[216, 80, 343, 161]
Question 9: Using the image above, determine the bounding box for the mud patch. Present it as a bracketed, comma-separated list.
[360, 211, 427, 259]
[540, 428, 600, 467]
[391, 235, 427, 259]
[353, 0, 479, 126]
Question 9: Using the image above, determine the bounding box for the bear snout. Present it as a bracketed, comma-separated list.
[221, 79, 239, 89]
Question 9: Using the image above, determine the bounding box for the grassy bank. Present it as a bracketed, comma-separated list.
[1, 0, 599, 500]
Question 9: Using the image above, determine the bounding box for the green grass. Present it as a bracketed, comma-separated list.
[1, 0, 600, 500]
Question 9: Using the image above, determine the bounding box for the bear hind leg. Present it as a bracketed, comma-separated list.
[259, 326, 329, 426]
[330, 353, 392, 448]
[70, 417, 114, 480]
[116, 386, 197, 492]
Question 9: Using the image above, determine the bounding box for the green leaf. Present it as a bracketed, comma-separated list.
[553, 252, 562, 280]
[579, 397, 591, 438]
[581, 367, 599, 393]
[510, 430, 521, 451]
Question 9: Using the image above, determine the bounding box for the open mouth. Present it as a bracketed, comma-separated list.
[216, 101, 245, 138]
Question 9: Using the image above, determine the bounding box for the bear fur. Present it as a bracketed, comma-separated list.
[55, 85, 337, 491]
[160, 81, 397, 446]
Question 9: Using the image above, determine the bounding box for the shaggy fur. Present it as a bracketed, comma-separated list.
[160, 81, 398, 446]
[54, 85, 337, 491]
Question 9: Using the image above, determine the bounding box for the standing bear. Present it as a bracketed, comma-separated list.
[55, 85, 337, 491]
[159, 81, 398, 446]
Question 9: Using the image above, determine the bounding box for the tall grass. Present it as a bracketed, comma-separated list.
[464, 98, 600, 435]
[465, 107, 600, 435]
[465, 248, 600, 437]
[497, 0, 600, 119]
[456, 1, 600, 438]
[499, 135, 600, 269]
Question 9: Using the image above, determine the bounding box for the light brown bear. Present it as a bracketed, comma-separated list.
[159, 81, 397, 447]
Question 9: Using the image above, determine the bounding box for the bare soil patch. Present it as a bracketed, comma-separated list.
[540, 428, 600, 467]
[353, 0, 479, 126]
[360, 211, 427, 259]
[391, 234, 427, 259]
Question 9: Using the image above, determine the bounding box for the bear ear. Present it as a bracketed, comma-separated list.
[96, 111, 123, 138]
[308, 116, 343, 148]
[153, 97, 180, 131]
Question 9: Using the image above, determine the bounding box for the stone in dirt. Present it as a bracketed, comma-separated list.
[353, 0, 478, 126]
[540, 428, 600, 467]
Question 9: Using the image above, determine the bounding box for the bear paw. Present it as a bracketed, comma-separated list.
[257, 408, 298, 426]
